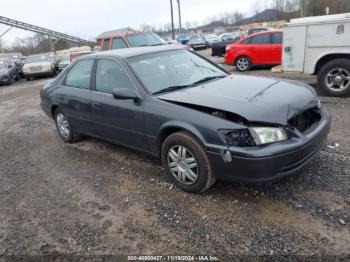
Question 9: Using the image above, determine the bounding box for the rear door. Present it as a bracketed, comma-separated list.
[249, 32, 273, 64]
[55, 59, 95, 133]
[89, 58, 147, 151]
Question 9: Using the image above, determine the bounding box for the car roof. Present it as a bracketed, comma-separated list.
[245, 29, 283, 38]
[87, 44, 186, 59]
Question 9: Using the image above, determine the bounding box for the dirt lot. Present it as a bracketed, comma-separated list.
[0, 68, 350, 259]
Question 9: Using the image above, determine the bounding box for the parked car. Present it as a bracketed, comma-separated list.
[97, 30, 166, 51]
[176, 34, 190, 45]
[247, 27, 272, 35]
[225, 30, 283, 71]
[40, 45, 330, 193]
[203, 34, 221, 47]
[186, 36, 207, 50]
[23, 54, 56, 81]
[283, 13, 350, 97]
[211, 33, 241, 57]
[0, 58, 19, 85]
[0, 52, 25, 75]
[58, 56, 70, 71]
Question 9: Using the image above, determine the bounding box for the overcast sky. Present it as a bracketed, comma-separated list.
[0, 0, 256, 45]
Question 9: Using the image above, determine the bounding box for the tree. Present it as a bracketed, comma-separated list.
[234, 10, 244, 25]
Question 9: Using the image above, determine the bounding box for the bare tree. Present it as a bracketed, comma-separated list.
[234, 10, 244, 25]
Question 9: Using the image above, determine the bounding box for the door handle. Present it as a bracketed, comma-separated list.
[91, 103, 101, 111]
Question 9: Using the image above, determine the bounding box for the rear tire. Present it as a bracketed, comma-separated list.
[161, 132, 216, 193]
[235, 56, 252, 72]
[54, 108, 82, 143]
[318, 58, 350, 97]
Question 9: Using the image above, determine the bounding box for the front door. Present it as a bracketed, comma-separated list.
[90, 58, 147, 151]
[249, 33, 273, 65]
[271, 32, 283, 65]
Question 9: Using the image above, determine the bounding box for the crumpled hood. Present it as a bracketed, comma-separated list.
[157, 75, 319, 125]
[0, 69, 7, 76]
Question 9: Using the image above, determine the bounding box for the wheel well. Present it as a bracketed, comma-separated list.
[51, 105, 58, 118]
[157, 127, 200, 155]
[315, 54, 350, 74]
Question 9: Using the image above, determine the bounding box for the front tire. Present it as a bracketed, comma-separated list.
[318, 58, 350, 97]
[54, 108, 81, 143]
[161, 132, 216, 193]
[235, 56, 252, 72]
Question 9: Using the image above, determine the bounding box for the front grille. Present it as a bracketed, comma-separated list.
[288, 107, 321, 133]
[30, 66, 42, 71]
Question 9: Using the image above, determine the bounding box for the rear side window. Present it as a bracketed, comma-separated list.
[250, 33, 271, 44]
[102, 39, 110, 50]
[272, 32, 283, 44]
[95, 59, 134, 94]
[112, 38, 128, 49]
[65, 60, 94, 89]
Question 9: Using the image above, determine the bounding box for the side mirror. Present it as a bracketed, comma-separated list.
[112, 88, 139, 101]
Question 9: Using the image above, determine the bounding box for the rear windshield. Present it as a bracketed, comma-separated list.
[126, 32, 165, 47]
[25, 55, 49, 64]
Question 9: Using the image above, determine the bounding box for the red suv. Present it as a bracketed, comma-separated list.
[225, 30, 283, 71]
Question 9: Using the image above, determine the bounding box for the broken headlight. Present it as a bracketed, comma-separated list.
[249, 127, 288, 145]
[219, 129, 256, 147]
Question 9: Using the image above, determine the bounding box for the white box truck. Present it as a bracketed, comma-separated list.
[282, 13, 350, 96]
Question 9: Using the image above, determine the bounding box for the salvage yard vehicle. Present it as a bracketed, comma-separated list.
[23, 54, 56, 81]
[0, 52, 25, 75]
[225, 30, 283, 71]
[57, 56, 70, 71]
[97, 28, 166, 51]
[211, 33, 240, 57]
[203, 34, 221, 47]
[0, 59, 19, 85]
[282, 13, 350, 97]
[40, 45, 330, 193]
[186, 36, 207, 50]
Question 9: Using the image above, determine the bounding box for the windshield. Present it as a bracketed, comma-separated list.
[0, 61, 5, 70]
[128, 50, 227, 94]
[126, 32, 165, 47]
[25, 55, 49, 64]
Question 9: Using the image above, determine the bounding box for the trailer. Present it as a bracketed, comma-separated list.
[282, 13, 350, 96]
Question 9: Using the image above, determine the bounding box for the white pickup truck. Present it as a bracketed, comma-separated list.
[282, 13, 350, 96]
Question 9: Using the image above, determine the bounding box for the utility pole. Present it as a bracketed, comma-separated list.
[170, 0, 175, 39]
[177, 0, 182, 34]
[300, 0, 304, 17]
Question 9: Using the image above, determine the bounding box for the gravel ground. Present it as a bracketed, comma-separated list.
[0, 66, 349, 260]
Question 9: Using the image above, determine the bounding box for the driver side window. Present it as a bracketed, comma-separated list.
[95, 59, 134, 94]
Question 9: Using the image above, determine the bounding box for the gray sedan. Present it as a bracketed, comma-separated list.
[40, 45, 331, 193]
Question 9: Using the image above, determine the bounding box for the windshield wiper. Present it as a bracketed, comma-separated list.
[153, 76, 226, 95]
[192, 75, 226, 85]
[153, 84, 195, 95]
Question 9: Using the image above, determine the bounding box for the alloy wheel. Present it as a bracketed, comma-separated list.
[167, 145, 199, 185]
[325, 68, 350, 92]
[236, 57, 249, 71]
[56, 113, 70, 139]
